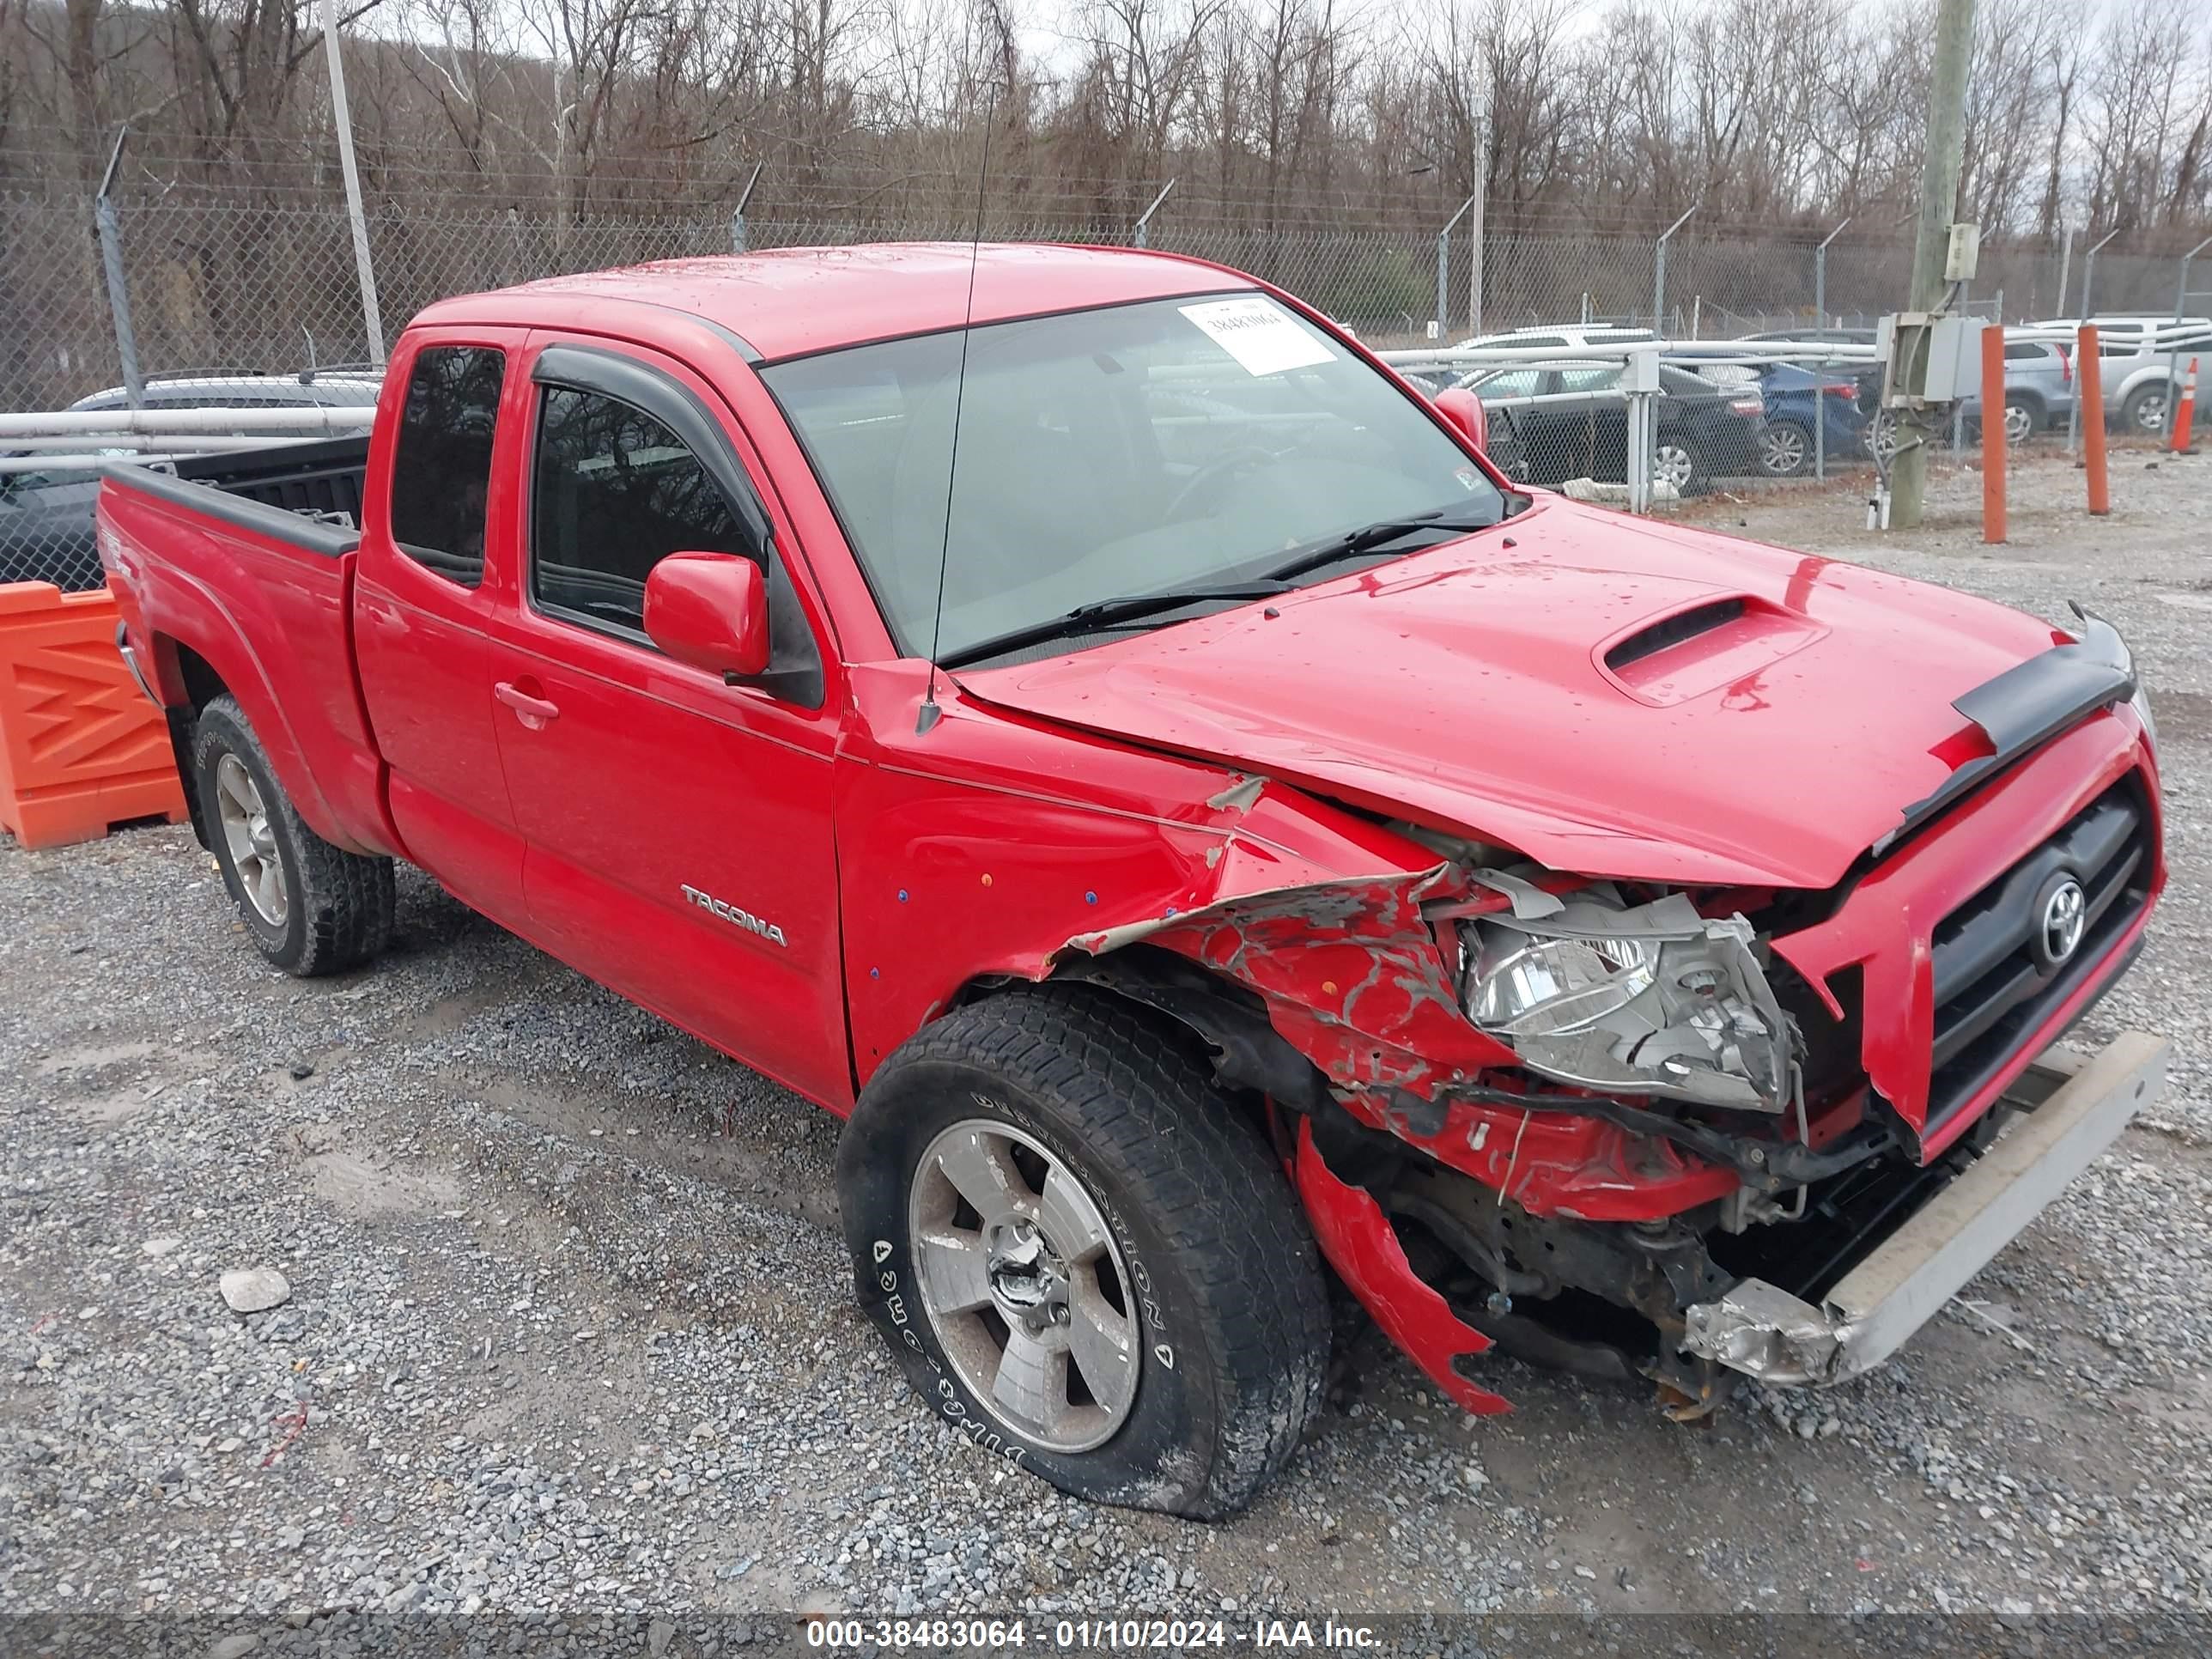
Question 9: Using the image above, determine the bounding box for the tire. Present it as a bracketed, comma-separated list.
[1652, 435, 1705, 496]
[2123, 382, 2167, 435]
[836, 984, 1330, 1519]
[2003, 394, 2043, 446]
[1755, 419, 1814, 478]
[190, 696, 395, 976]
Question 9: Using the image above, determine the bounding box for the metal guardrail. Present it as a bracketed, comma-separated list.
[0, 405, 377, 438]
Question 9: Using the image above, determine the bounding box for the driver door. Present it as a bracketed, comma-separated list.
[482, 333, 848, 1106]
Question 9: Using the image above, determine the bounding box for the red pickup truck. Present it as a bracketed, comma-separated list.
[100, 245, 2166, 1519]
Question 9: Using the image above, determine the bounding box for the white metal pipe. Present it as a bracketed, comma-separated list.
[1, 432, 340, 454]
[1377, 339, 1878, 368]
[0, 406, 374, 437]
[0, 441, 334, 474]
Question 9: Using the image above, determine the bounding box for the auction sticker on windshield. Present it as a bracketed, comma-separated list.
[1179, 296, 1336, 376]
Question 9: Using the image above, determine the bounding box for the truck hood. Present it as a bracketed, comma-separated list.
[958, 496, 2064, 890]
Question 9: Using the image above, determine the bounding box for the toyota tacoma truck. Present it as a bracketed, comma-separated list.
[98, 245, 2166, 1520]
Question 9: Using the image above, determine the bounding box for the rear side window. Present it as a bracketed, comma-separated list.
[388, 346, 506, 586]
[530, 386, 764, 639]
[2003, 343, 2049, 362]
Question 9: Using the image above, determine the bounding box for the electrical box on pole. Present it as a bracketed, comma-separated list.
[1943, 222, 1981, 283]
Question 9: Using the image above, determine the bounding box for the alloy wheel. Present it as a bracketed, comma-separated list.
[908, 1118, 1139, 1452]
[214, 753, 287, 927]
[1757, 424, 1808, 477]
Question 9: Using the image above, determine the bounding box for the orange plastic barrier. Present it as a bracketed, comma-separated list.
[0, 582, 188, 849]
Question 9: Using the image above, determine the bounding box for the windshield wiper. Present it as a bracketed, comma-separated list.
[940, 580, 1294, 668]
[1261, 507, 1506, 584]
[939, 508, 1506, 670]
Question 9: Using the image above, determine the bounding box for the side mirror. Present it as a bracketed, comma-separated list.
[644, 551, 770, 681]
[1434, 386, 1488, 454]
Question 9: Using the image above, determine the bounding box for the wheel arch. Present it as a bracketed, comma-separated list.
[943, 945, 1336, 1126]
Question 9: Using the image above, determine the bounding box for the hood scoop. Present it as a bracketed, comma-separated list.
[1597, 595, 1826, 707]
[1605, 599, 1747, 671]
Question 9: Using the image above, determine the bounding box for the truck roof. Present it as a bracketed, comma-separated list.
[414, 243, 1250, 363]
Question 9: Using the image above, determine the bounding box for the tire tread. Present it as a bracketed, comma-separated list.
[191, 696, 395, 977]
[871, 984, 1331, 1518]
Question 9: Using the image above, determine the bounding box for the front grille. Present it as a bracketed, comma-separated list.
[1923, 776, 2151, 1136]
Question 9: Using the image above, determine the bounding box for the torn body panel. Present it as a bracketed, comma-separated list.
[1295, 1118, 1508, 1415]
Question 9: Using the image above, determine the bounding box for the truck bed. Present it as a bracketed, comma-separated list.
[172, 435, 370, 527]
[98, 437, 393, 857]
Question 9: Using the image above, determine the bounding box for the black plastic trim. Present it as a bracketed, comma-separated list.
[97, 462, 362, 558]
[1875, 606, 2135, 856]
[623, 302, 763, 365]
[1920, 777, 2153, 1143]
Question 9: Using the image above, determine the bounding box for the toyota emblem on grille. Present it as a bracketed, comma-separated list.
[2038, 876, 2087, 969]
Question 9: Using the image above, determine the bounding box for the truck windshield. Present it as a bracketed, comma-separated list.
[760, 290, 1503, 664]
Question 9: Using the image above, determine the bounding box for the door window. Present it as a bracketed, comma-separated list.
[388, 346, 506, 586]
[529, 385, 765, 641]
[1469, 368, 1544, 399]
[1553, 365, 1625, 394]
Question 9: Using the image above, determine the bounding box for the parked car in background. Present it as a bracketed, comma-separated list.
[0, 371, 380, 591]
[1738, 327, 1883, 416]
[1461, 359, 1765, 493]
[1748, 362, 1868, 476]
[2035, 316, 2212, 434]
[1455, 323, 1657, 352]
[1960, 338, 2075, 444]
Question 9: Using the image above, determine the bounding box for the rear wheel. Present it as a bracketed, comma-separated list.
[2124, 382, 2168, 435]
[191, 696, 394, 976]
[837, 986, 1330, 1518]
[2002, 394, 2042, 445]
[1755, 420, 1813, 477]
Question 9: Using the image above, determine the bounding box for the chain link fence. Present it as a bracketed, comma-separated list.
[4, 181, 2206, 589]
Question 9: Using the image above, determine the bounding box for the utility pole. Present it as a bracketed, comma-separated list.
[319, 0, 385, 366]
[1888, 0, 1977, 529]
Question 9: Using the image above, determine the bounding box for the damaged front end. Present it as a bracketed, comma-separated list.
[1062, 848, 1887, 1419]
[1063, 805, 2158, 1422]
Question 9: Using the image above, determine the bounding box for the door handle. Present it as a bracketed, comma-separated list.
[494, 680, 561, 728]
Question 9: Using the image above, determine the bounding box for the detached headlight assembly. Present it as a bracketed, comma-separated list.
[1460, 883, 1796, 1113]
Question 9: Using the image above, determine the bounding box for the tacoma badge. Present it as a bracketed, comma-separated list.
[680, 884, 788, 947]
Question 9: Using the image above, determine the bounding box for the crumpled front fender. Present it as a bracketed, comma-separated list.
[1059, 857, 1514, 1100]
[1295, 1118, 1508, 1414]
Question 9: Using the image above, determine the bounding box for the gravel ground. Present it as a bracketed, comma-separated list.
[2, 448, 2209, 1635]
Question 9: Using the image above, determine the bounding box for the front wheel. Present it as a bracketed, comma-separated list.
[1652, 437, 1705, 496]
[837, 986, 1330, 1518]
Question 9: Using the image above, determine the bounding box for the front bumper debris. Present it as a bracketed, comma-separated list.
[1680, 1030, 2166, 1386]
